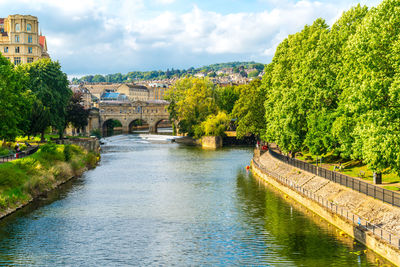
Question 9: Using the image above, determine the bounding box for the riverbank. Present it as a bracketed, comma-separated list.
[252, 151, 400, 266]
[0, 141, 100, 220]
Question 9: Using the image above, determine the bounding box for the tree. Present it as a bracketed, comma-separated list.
[66, 91, 90, 133]
[18, 58, 71, 140]
[0, 53, 31, 141]
[334, 0, 400, 173]
[215, 85, 240, 114]
[201, 111, 230, 137]
[232, 80, 265, 139]
[165, 77, 217, 137]
[263, 19, 329, 154]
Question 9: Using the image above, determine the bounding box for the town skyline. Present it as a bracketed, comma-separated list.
[0, 0, 380, 76]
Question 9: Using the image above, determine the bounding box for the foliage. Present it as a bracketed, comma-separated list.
[17, 58, 72, 138]
[90, 129, 102, 139]
[201, 111, 230, 137]
[71, 61, 264, 83]
[232, 80, 266, 139]
[66, 91, 90, 131]
[0, 53, 32, 140]
[215, 85, 240, 114]
[165, 77, 217, 137]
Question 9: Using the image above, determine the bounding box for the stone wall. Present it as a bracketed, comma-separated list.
[201, 136, 223, 149]
[57, 138, 100, 153]
[252, 151, 400, 266]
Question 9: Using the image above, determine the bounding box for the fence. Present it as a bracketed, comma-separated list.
[0, 146, 39, 163]
[252, 158, 400, 249]
[268, 149, 400, 208]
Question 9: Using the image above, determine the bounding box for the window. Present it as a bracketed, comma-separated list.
[27, 57, 34, 63]
[15, 47, 20, 53]
[14, 57, 21, 65]
[15, 35, 19, 42]
[28, 35, 32, 43]
[28, 47, 32, 53]
[15, 23, 20, 31]
[27, 23, 31, 32]
[3, 47, 8, 53]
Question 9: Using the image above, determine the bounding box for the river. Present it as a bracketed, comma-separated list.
[0, 134, 390, 266]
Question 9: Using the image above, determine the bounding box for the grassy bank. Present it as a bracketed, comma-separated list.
[0, 143, 99, 216]
[296, 151, 400, 191]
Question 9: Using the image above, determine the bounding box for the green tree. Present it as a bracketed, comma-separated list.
[0, 54, 31, 140]
[18, 58, 71, 140]
[334, 0, 400, 173]
[201, 111, 230, 136]
[215, 85, 240, 114]
[165, 77, 217, 137]
[232, 80, 265, 139]
[66, 91, 90, 133]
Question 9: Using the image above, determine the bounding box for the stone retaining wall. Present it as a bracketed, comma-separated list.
[252, 152, 400, 266]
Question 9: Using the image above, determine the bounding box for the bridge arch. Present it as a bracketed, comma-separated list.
[154, 119, 172, 134]
[102, 119, 123, 137]
[129, 119, 149, 133]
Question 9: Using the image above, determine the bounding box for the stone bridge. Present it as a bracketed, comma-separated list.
[87, 100, 170, 135]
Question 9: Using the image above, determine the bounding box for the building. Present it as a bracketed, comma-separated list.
[117, 84, 150, 102]
[0, 14, 49, 64]
[148, 83, 169, 100]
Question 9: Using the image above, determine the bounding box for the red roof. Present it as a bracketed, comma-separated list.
[39, 35, 46, 48]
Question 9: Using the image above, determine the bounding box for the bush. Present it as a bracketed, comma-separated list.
[64, 144, 73, 162]
[201, 111, 230, 137]
[84, 152, 98, 169]
[90, 129, 102, 139]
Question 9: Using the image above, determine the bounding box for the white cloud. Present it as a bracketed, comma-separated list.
[0, 0, 381, 74]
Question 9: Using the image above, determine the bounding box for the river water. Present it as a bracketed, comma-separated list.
[0, 134, 390, 266]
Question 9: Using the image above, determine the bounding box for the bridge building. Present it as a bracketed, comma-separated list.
[0, 14, 49, 64]
[87, 100, 170, 136]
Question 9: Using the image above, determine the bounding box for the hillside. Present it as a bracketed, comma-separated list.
[71, 61, 265, 84]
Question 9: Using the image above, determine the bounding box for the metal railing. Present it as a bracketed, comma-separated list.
[0, 146, 39, 163]
[252, 158, 400, 249]
[268, 149, 400, 208]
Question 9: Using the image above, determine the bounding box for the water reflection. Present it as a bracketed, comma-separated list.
[0, 134, 391, 266]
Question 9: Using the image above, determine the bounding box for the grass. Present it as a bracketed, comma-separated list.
[296, 150, 400, 186]
[0, 143, 99, 212]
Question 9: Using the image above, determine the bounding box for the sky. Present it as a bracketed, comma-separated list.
[0, 0, 381, 76]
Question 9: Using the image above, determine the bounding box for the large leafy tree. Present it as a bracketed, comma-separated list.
[18, 58, 71, 139]
[66, 91, 90, 133]
[165, 77, 217, 137]
[335, 0, 400, 173]
[0, 54, 32, 141]
[232, 80, 266, 139]
[263, 19, 329, 154]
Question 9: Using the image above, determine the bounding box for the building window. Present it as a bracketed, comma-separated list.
[15, 23, 20, 32]
[15, 35, 19, 42]
[28, 35, 32, 43]
[4, 47, 8, 53]
[28, 47, 32, 53]
[27, 57, 34, 63]
[14, 57, 21, 65]
[15, 47, 20, 53]
[27, 23, 31, 32]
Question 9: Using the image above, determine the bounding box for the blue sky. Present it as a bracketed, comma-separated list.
[0, 0, 381, 76]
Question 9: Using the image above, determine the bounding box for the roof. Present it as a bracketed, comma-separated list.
[39, 36, 46, 49]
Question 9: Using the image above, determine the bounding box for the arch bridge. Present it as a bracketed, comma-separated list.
[87, 100, 170, 136]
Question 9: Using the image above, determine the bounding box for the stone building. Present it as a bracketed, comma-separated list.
[0, 14, 49, 64]
[148, 83, 168, 100]
[117, 84, 150, 102]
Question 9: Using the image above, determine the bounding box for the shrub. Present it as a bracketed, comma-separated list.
[84, 152, 98, 169]
[90, 129, 102, 139]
